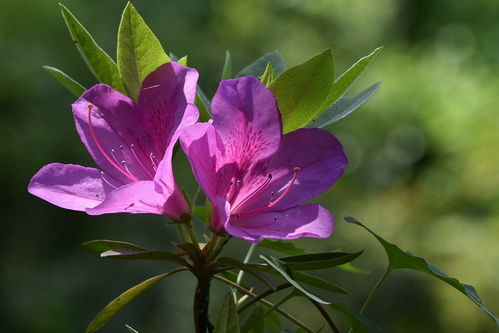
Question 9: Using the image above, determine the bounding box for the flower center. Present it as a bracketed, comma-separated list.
[230, 167, 300, 219]
[87, 104, 157, 184]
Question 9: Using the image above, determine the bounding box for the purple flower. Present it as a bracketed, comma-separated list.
[28, 62, 198, 219]
[180, 76, 347, 242]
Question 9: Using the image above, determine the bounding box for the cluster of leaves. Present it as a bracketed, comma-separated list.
[48, 2, 498, 332]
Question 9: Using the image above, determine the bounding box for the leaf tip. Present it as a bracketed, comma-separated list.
[344, 216, 360, 223]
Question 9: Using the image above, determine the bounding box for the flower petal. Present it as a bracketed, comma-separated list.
[211, 76, 282, 166]
[28, 163, 105, 211]
[234, 128, 348, 213]
[86, 180, 188, 219]
[225, 204, 333, 242]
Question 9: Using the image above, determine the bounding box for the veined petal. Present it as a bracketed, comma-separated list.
[86, 180, 188, 219]
[234, 128, 348, 213]
[28, 163, 105, 211]
[225, 204, 333, 242]
[211, 76, 282, 168]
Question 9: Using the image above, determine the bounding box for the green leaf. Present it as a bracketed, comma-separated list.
[345, 217, 499, 326]
[258, 62, 275, 87]
[82, 239, 145, 253]
[178, 55, 188, 66]
[221, 50, 233, 80]
[258, 239, 306, 256]
[309, 82, 381, 128]
[117, 2, 170, 101]
[125, 324, 139, 333]
[279, 251, 363, 270]
[269, 49, 334, 133]
[329, 303, 385, 333]
[59, 4, 123, 92]
[86, 269, 185, 333]
[195, 87, 212, 122]
[100, 249, 190, 267]
[261, 304, 281, 331]
[192, 205, 209, 224]
[215, 293, 240, 333]
[240, 305, 264, 333]
[237, 51, 286, 77]
[260, 255, 330, 304]
[321, 47, 382, 112]
[216, 257, 277, 290]
[43, 66, 86, 97]
[337, 262, 370, 274]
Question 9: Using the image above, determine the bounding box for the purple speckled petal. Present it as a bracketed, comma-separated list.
[86, 179, 188, 219]
[28, 163, 105, 211]
[212, 77, 282, 167]
[225, 204, 333, 243]
[233, 128, 348, 213]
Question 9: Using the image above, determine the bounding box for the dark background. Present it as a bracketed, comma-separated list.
[1, 0, 498, 332]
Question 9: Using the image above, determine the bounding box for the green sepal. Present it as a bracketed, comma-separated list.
[43, 66, 86, 97]
[258, 62, 275, 87]
[221, 50, 233, 80]
[117, 2, 170, 101]
[59, 4, 124, 92]
[345, 217, 499, 326]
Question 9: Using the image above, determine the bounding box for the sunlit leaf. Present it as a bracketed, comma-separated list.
[125, 324, 139, 333]
[86, 269, 186, 333]
[178, 55, 188, 66]
[258, 239, 306, 256]
[279, 251, 363, 270]
[43, 66, 86, 97]
[237, 51, 286, 77]
[215, 293, 240, 333]
[329, 303, 385, 333]
[117, 2, 170, 100]
[269, 49, 334, 133]
[240, 305, 264, 333]
[82, 239, 145, 253]
[59, 4, 124, 92]
[221, 50, 233, 80]
[345, 217, 499, 326]
[309, 82, 381, 128]
[260, 255, 330, 304]
[320, 47, 382, 111]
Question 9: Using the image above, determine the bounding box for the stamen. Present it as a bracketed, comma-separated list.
[150, 153, 158, 171]
[121, 160, 134, 176]
[233, 167, 300, 217]
[130, 144, 154, 178]
[87, 104, 139, 182]
[100, 171, 118, 189]
[231, 173, 272, 213]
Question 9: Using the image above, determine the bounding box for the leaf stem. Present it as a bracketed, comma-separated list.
[233, 243, 257, 301]
[214, 275, 314, 333]
[310, 299, 340, 333]
[360, 268, 390, 315]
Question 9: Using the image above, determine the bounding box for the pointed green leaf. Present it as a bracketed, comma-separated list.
[86, 269, 186, 333]
[309, 82, 381, 128]
[196, 87, 212, 122]
[240, 305, 264, 333]
[100, 249, 190, 267]
[125, 324, 139, 333]
[59, 4, 123, 92]
[345, 217, 499, 326]
[329, 303, 385, 333]
[221, 50, 233, 80]
[260, 255, 330, 304]
[258, 62, 275, 87]
[321, 47, 382, 112]
[82, 239, 145, 253]
[216, 257, 277, 290]
[43, 66, 86, 97]
[117, 2, 170, 101]
[269, 49, 334, 133]
[279, 251, 363, 270]
[178, 55, 188, 66]
[258, 239, 306, 256]
[237, 51, 286, 77]
[215, 293, 240, 333]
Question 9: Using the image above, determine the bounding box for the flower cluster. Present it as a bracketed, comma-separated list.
[28, 62, 347, 242]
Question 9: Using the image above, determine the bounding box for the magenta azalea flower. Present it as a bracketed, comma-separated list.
[28, 62, 198, 219]
[180, 76, 347, 242]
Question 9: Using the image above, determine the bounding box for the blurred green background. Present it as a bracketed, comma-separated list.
[1, 0, 498, 332]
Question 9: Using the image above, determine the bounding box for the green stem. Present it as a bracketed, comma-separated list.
[238, 282, 292, 313]
[360, 268, 390, 315]
[214, 275, 314, 333]
[310, 299, 339, 333]
[232, 243, 257, 301]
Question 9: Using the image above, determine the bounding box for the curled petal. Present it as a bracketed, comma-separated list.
[28, 163, 105, 211]
[225, 204, 333, 242]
